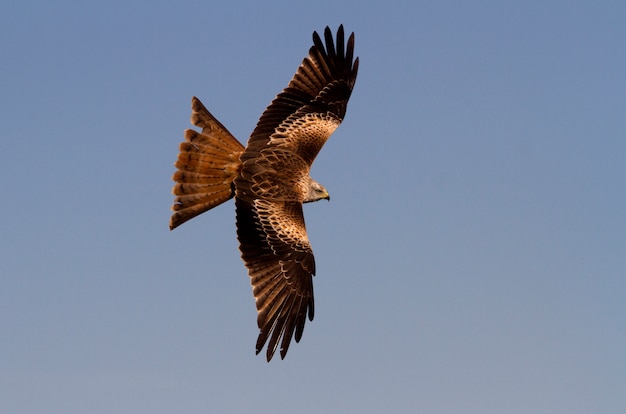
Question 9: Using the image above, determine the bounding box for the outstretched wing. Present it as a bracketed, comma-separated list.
[236, 197, 315, 361]
[235, 25, 359, 361]
[241, 24, 359, 165]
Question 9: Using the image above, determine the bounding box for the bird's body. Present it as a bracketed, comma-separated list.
[170, 26, 358, 361]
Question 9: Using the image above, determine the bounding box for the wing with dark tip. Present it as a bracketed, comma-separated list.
[236, 197, 315, 361]
[241, 24, 359, 165]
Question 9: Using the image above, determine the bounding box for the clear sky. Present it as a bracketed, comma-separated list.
[2, 1, 625, 413]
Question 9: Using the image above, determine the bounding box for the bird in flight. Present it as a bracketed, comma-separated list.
[169, 25, 359, 361]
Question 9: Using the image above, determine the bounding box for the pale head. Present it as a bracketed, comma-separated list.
[303, 178, 330, 203]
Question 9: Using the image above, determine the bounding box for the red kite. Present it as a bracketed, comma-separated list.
[170, 26, 358, 361]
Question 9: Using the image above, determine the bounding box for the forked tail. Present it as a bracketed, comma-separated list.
[170, 97, 245, 230]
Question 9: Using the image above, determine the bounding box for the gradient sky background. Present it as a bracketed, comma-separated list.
[2, 1, 625, 413]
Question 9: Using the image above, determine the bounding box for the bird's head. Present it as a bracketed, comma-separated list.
[304, 178, 330, 203]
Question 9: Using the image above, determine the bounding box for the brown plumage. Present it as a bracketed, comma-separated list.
[170, 25, 358, 361]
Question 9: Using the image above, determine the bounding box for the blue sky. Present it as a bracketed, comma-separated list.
[2, 1, 625, 413]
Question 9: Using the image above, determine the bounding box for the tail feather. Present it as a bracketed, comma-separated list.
[182, 131, 242, 159]
[173, 182, 228, 196]
[169, 97, 245, 230]
[172, 171, 231, 185]
[175, 145, 239, 173]
[171, 190, 233, 213]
